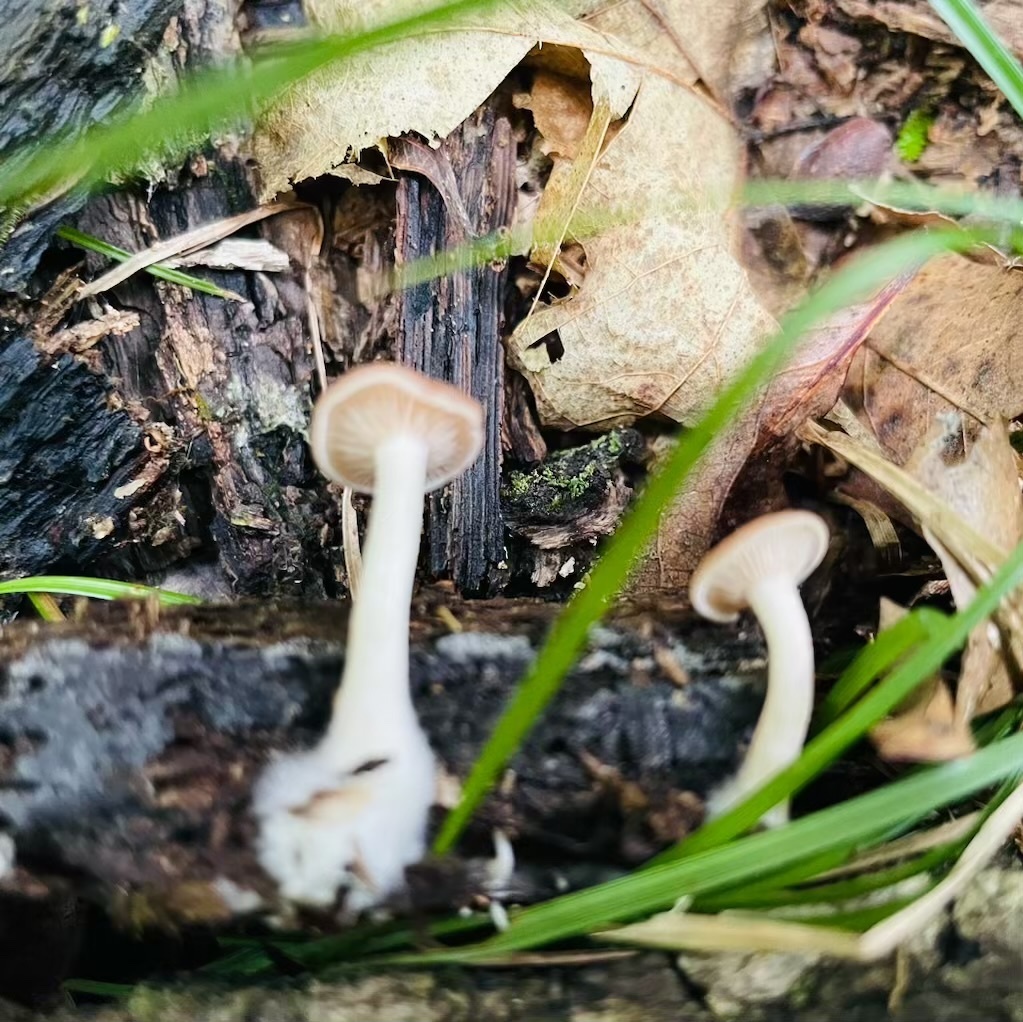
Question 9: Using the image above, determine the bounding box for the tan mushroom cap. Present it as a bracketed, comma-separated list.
[689, 511, 830, 623]
[310, 363, 484, 494]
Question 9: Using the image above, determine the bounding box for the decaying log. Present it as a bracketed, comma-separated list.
[76, 162, 335, 596]
[0, 328, 165, 583]
[394, 95, 516, 595]
[0, 0, 216, 291]
[0, 595, 762, 920]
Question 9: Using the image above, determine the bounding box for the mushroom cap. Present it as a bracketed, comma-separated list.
[689, 510, 830, 623]
[310, 363, 484, 493]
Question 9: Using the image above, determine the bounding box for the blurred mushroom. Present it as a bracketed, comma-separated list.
[254, 363, 484, 910]
[689, 510, 829, 827]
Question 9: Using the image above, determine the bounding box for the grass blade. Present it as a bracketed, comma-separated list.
[0, 0, 518, 210]
[381, 731, 1023, 961]
[929, 0, 1023, 119]
[57, 226, 243, 301]
[0, 576, 200, 606]
[815, 607, 947, 726]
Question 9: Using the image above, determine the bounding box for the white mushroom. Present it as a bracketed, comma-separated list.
[254, 363, 484, 910]
[689, 510, 829, 828]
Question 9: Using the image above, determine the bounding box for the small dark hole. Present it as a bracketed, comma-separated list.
[545, 335, 565, 363]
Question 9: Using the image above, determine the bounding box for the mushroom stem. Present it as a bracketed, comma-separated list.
[730, 576, 815, 822]
[325, 434, 427, 759]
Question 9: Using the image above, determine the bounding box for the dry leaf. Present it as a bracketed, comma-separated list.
[631, 275, 908, 594]
[803, 418, 1023, 722]
[505, 3, 912, 590]
[906, 416, 1022, 719]
[840, 254, 1023, 721]
[585, 0, 772, 100]
[252, 0, 639, 199]
[871, 676, 975, 762]
[845, 253, 1023, 464]
[524, 70, 596, 159]
[832, 0, 1023, 59]
[508, 72, 772, 431]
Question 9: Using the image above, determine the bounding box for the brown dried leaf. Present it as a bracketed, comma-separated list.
[832, 0, 1023, 59]
[630, 276, 908, 595]
[866, 603, 972, 764]
[846, 253, 1023, 464]
[523, 70, 595, 160]
[585, 0, 772, 100]
[253, 0, 639, 199]
[508, 73, 773, 431]
[906, 417, 1022, 719]
[804, 418, 1023, 720]
[870, 677, 975, 763]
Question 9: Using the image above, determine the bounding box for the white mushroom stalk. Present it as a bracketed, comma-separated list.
[714, 575, 816, 825]
[326, 435, 427, 755]
[254, 363, 483, 911]
[689, 511, 829, 828]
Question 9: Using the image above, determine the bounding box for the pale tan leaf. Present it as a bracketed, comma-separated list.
[585, 0, 772, 100]
[508, 72, 771, 431]
[252, 0, 640, 199]
[802, 419, 1023, 716]
[906, 417, 1022, 719]
[847, 253, 1023, 464]
[629, 279, 908, 595]
[870, 678, 975, 763]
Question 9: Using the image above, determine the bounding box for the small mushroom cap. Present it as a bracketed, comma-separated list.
[310, 363, 484, 493]
[689, 510, 830, 623]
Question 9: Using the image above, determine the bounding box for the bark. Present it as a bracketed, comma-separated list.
[394, 95, 517, 595]
[0, 0, 196, 290]
[0, 594, 766, 1001]
[0, 597, 760, 927]
[0, 330, 163, 581]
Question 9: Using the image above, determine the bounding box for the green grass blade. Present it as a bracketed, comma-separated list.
[56, 226, 241, 300]
[0, 575, 200, 606]
[433, 225, 991, 854]
[742, 177, 1023, 229]
[815, 607, 947, 726]
[382, 731, 1023, 962]
[930, 0, 1023, 119]
[26, 592, 66, 622]
[693, 839, 963, 912]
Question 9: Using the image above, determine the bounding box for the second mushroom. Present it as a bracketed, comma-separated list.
[689, 510, 830, 827]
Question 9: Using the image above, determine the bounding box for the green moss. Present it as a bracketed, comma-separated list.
[896, 108, 935, 163]
[501, 428, 639, 521]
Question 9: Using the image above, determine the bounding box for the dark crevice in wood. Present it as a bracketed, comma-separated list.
[394, 95, 516, 595]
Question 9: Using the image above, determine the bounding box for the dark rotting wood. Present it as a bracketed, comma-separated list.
[0, 326, 165, 585]
[0, 0, 186, 291]
[394, 95, 517, 595]
[76, 158, 332, 597]
[0, 594, 762, 925]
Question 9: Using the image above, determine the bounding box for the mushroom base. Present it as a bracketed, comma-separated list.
[253, 730, 436, 911]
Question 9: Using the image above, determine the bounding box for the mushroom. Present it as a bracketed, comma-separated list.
[689, 510, 829, 827]
[254, 363, 484, 910]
